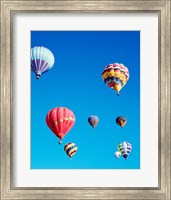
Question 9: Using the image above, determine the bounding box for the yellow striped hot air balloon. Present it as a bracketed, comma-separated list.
[102, 63, 129, 95]
[64, 142, 78, 158]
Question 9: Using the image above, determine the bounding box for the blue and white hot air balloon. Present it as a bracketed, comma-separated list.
[31, 46, 55, 79]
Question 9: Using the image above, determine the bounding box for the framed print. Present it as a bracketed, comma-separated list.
[0, 0, 170, 200]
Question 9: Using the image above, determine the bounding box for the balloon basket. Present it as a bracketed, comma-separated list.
[59, 141, 62, 144]
[36, 74, 40, 79]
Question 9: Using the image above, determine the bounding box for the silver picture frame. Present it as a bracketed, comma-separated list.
[0, 1, 170, 199]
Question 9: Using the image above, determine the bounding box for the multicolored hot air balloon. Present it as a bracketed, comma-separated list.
[46, 107, 75, 144]
[64, 142, 78, 158]
[102, 63, 129, 95]
[118, 141, 132, 160]
[88, 115, 99, 128]
[116, 116, 127, 128]
[31, 46, 55, 79]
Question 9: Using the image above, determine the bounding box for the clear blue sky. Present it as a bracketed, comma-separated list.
[31, 31, 140, 169]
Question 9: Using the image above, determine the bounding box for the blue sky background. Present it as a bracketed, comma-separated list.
[31, 31, 140, 169]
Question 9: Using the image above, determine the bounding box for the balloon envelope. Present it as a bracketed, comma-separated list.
[118, 141, 132, 160]
[46, 107, 75, 143]
[88, 115, 99, 128]
[116, 116, 127, 127]
[31, 46, 55, 79]
[102, 63, 129, 95]
[64, 142, 78, 158]
[114, 151, 121, 158]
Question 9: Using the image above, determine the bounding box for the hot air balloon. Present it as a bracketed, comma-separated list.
[46, 107, 75, 144]
[116, 116, 127, 127]
[64, 142, 78, 158]
[118, 141, 132, 160]
[102, 63, 129, 95]
[114, 151, 121, 159]
[88, 115, 99, 128]
[31, 46, 55, 79]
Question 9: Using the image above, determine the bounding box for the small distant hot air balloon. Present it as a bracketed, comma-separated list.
[64, 142, 78, 158]
[102, 63, 129, 95]
[46, 107, 75, 144]
[31, 46, 55, 79]
[118, 141, 132, 160]
[114, 151, 121, 159]
[88, 115, 99, 128]
[116, 116, 127, 128]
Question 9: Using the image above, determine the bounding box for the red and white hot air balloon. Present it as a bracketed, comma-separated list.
[46, 107, 75, 144]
